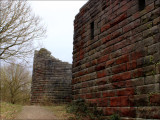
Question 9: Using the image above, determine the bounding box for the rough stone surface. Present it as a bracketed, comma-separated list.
[31, 48, 72, 104]
[73, 0, 160, 119]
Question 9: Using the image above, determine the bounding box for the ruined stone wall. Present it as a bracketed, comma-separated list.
[31, 48, 72, 104]
[73, 0, 160, 119]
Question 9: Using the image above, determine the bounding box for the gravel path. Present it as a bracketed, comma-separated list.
[16, 106, 58, 120]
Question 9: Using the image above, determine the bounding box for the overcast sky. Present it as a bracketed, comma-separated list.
[29, 1, 88, 64]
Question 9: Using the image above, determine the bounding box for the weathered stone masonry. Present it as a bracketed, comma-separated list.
[73, 0, 160, 119]
[31, 48, 72, 104]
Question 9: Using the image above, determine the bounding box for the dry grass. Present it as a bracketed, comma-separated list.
[45, 104, 74, 120]
[0, 102, 22, 119]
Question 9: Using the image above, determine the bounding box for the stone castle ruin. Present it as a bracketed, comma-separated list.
[30, 0, 160, 119]
[72, 0, 160, 119]
[31, 48, 72, 104]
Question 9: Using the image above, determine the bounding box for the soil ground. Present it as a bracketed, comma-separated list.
[16, 106, 58, 120]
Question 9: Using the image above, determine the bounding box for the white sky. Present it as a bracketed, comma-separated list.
[29, 1, 88, 64]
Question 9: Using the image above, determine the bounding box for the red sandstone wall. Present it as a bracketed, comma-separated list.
[31, 48, 72, 104]
[72, 0, 160, 119]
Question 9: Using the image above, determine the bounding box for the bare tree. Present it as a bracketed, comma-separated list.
[0, 62, 31, 104]
[0, 0, 46, 61]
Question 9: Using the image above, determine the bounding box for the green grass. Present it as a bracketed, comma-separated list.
[0, 102, 22, 119]
[45, 104, 74, 119]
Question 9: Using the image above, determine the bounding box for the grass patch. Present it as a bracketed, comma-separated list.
[0, 101, 22, 119]
[45, 104, 74, 119]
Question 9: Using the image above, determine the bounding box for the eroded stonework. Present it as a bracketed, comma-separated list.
[31, 48, 72, 104]
[73, 0, 160, 119]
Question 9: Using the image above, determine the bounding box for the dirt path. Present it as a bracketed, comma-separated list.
[16, 106, 58, 120]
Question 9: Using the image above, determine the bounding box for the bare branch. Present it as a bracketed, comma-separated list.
[0, 0, 46, 62]
[0, 62, 31, 104]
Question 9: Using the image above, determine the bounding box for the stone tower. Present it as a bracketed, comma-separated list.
[73, 0, 160, 119]
[31, 48, 72, 104]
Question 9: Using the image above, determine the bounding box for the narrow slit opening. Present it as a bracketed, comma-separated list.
[90, 21, 94, 40]
[139, 0, 146, 11]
